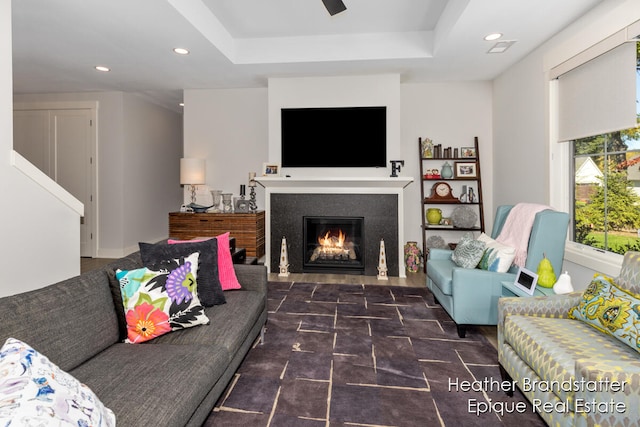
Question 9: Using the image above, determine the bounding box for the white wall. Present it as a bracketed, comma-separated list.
[0, 0, 81, 297]
[401, 82, 493, 243]
[121, 93, 183, 252]
[14, 91, 183, 258]
[267, 74, 401, 178]
[493, 0, 640, 289]
[183, 77, 493, 247]
[183, 88, 269, 207]
[493, 51, 548, 206]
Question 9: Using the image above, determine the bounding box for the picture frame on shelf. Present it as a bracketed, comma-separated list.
[421, 137, 434, 158]
[460, 147, 476, 158]
[454, 161, 477, 178]
[262, 163, 280, 176]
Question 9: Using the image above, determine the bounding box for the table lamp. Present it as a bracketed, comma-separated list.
[180, 158, 206, 204]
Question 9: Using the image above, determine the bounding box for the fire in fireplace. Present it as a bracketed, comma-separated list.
[303, 216, 364, 274]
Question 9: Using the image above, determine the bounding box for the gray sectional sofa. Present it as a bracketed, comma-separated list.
[0, 250, 268, 426]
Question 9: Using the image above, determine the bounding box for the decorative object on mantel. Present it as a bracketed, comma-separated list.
[451, 205, 478, 228]
[248, 172, 258, 212]
[210, 190, 223, 212]
[377, 239, 388, 280]
[278, 236, 290, 277]
[239, 184, 246, 199]
[553, 271, 574, 294]
[262, 163, 280, 176]
[180, 158, 206, 204]
[222, 193, 233, 213]
[389, 160, 404, 178]
[404, 241, 422, 273]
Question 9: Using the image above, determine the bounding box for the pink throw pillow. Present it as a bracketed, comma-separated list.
[168, 233, 242, 291]
[214, 232, 242, 290]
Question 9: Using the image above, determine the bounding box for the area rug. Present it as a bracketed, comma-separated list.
[204, 282, 545, 427]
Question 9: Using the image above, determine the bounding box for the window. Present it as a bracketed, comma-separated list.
[570, 42, 640, 255]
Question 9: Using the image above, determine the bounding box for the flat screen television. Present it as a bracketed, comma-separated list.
[281, 106, 387, 168]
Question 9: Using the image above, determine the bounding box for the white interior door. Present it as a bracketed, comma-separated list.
[53, 110, 93, 257]
[13, 104, 96, 257]
[13, 110, 52, 176]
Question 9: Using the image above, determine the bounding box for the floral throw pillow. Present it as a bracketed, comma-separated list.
[568, 273, 640, 354]
[116, 252, 209, 344]
[0, 338, 116, 426]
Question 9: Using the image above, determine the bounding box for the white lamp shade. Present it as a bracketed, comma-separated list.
[180, 158, 206, 185]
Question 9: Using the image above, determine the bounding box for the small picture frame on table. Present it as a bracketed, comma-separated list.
[262, 163, 280, 176]
[460, 147, 476, 158]
[514, 267, 538, 296]
[234, 198, 250, 213]
[454, 161, 477, 178]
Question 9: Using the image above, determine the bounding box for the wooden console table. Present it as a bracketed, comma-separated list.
[168, 211, 265, 258]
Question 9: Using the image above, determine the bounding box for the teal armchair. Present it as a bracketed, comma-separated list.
[426, 205, 569, 337]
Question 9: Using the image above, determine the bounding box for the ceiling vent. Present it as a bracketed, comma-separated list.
[322, 0, 347, 16]
[487, 40, 516, 54]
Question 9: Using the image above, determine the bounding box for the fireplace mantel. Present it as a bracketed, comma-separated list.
[256, 176, 414, 278]
[256, 176, 413, 190]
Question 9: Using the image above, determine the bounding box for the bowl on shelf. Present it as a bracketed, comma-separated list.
[187, 203, 213, 213]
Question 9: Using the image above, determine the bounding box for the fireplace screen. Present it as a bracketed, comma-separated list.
[303, 216, 364, 273]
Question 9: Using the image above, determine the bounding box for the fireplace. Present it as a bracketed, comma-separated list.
[255, 176, 413, 277]
[303, 216, 364, 274]
[268, 192, 401, 276]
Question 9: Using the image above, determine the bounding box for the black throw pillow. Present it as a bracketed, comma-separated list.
[139, 239, 225, 306]
[106, 269, 128, 342]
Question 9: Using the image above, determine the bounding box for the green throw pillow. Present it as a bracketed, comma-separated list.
[568, 273, 640, 353]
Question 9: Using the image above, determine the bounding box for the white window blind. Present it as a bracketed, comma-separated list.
[555, 41, 637, 142]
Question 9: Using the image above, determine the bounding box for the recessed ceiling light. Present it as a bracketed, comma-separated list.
[173, 48, 190, 55]
[179, 102, 184, 107]
[484, 33, 503, 41]
[94, 65, 110, 72]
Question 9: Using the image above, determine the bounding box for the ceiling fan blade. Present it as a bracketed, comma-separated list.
[322, 0, 346, 16]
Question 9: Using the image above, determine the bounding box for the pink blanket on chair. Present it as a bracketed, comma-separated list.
[496, 203, 551, 267]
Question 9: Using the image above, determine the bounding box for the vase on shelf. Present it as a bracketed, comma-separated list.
[404, 241, 422, 273]
[210, 190, 222, 212]
[426, 208, 442, 225]
[222, 193, 233, 212]
[441, 162, 453, 179]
